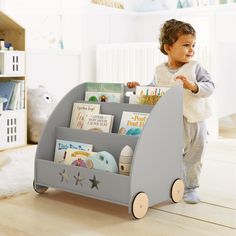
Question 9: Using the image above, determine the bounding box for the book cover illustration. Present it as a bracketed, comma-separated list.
[118, 111, 149, 136]
[135, 86, 170, 105]
[54, 139, 93, 164]
[64, 148, 96, 168]
[0, 81, 16, 110]
[84, 82, 124, 103]
[70, 102, 101, 129]
[82, 113, 114, 133]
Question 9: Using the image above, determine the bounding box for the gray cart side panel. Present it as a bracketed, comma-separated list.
[35, 159, 130, 205]
[56, 127, 138, 163]
[35, 84, 85, 161]
[129, 85, 183, 208]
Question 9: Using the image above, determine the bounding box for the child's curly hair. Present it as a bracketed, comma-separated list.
[159, 19, 196, 55]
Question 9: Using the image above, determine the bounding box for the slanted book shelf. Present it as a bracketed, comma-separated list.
[34, 82, 184, 219]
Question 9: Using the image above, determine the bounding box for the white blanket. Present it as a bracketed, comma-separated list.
[0, 145, 37, 198]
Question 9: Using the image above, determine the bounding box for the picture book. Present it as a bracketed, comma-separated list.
[84, 82, 124, 103]
[8, 80, 21, 110]
[0, 81, 16, 110]
[82, 113, 114, 133]
[64, 148, 96, 168]
[133, 86, 170, 105]
[118, 111, 149, 136]
[54, 139, 93, 164]
[136, 86, 170, 96]
[70, 102, 101, 129]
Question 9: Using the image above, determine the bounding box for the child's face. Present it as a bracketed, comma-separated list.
[166, 34, 196, 67]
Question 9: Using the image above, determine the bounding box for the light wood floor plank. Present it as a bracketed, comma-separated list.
[198, 138, 236, 208]
[205, 139, 236, 163]
[154, 201, 236, 229]
[0, 191, 235, 236]
[199, 159, 236, 208]
[0, 130, 235, 235]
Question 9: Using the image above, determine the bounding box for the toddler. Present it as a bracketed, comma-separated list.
[127, 19, 215, 204]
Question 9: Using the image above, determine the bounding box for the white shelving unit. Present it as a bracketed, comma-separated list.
[0, 10, 26, 150]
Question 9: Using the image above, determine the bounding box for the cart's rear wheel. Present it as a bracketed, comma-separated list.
[171, 179, 184, 203]
[33, 180, 48, 194]
[132, 192, 149, 219]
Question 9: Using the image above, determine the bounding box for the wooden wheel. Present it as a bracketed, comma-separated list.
[33, 180, 48, 194]
[171, 179, 184, 203]
[132, 192, 149, 219]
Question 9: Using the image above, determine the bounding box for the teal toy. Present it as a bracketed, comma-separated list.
[86, 151, 118, 173]
[126, 127, 141, 136]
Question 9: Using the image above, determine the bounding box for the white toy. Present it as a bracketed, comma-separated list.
[119, 145, 134, 175]
[27, 86, 57, 143]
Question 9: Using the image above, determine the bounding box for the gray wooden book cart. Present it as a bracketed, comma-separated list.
[34, 83, 184, 219]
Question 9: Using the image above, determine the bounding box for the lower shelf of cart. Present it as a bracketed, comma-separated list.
[35, 159, 130, 206]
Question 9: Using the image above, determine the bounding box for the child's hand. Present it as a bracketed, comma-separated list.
[175, 75, 198, 93]
[127, 81, 140, 88]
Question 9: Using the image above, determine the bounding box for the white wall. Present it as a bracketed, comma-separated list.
[0, 0, 137, 91]
[26, 51, 80, 101]
[0, 0, 83, 51]
[80, 7, 136, 83]
[0, 0, 84, 99]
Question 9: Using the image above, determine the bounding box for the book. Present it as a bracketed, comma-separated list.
[0, 81, 16, 110]
[84, 82, 124, 103]
[118, 111, 149, 136]
[18, 80, 25, 109]
[82, 113, 114, 133]
[64, 148, 96, 167]
[70, 102, 101, 129]
[131, 86, 170, 105]
[8, 80, 21, 110]
[54, 139, 93, 164]
[136, 86, 170, 96]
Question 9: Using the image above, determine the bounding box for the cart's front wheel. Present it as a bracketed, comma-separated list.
[132, 192, 149, 219]
[33, 180, 48, 194]
[171, 179, 184, 203]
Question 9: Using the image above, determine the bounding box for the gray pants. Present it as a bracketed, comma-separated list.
[183, 117, 207, 190]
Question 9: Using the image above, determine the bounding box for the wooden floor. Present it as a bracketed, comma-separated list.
[0, 132, 235, 235]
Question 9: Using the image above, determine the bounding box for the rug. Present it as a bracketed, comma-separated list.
[0, 145, 37, 198]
